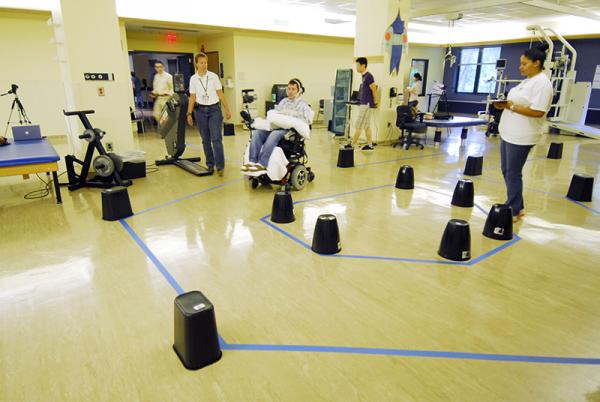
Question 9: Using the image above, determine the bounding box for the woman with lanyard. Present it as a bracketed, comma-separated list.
[187, 52, 232, 176]
[493, 43, 553, 223]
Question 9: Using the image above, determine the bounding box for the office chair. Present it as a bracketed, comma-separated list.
[315, 99, 325, 122]
[393, 105, 427, 150]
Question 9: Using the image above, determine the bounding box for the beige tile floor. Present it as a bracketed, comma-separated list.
[1, 123, 599, 402]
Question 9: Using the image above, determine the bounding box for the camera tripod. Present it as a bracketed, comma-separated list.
[2, 87, 31, 137]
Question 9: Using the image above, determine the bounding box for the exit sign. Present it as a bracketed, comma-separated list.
[84, 73, 114, 81]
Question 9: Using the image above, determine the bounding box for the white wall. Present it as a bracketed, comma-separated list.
[0, 10, 67, 137]
[233, 31, 355, 121]
[198, 33, 236, 122]
[407, 45, 445, 110]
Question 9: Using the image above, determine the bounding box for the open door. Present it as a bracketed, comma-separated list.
[205, 51, 220, 77]
[177, 55, 194, 91]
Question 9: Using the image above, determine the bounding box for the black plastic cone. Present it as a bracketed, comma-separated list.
[482, 204, 513, 240]
[438, 219, 471, 261]
[567, 173, 594, 202]
[451, 179, 474, 207]
[395, 165, 414, 189]
[311, 214, 341, 254]
[337, 148, 354, 168]
[271, 191, 295, 223]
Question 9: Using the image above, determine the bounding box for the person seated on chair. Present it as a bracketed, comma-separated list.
[241, 78, 312, 173]
[406, 72, 422, 109]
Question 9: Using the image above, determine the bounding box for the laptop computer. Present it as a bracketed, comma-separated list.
[12, 125, 42, 141]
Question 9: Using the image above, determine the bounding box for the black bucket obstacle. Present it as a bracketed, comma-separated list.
[395, 165, 414, 189]
[482, 204, 513, 241]
[101, 186, 133, 221]
[312, 214, 341, 255]
[567, 174, 594, 202]
[271, 189, 295, 224]
[438, 219, 471, 261]
[547, 142, 563, 159]
[464, 155, 483, 176]
[451, 179, 474, 208]
[337, 148, 354, 168]
[173, 291, 222, 370]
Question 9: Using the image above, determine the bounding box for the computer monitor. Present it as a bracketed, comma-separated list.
[496, 59, 506, 69]
[271, 84, 288, 103]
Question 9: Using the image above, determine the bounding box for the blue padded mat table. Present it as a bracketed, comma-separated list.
[423, 116, 488, 145]
[0, 138, 62, 204]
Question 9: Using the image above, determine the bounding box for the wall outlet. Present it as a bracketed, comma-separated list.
[106, 142, 114, 152]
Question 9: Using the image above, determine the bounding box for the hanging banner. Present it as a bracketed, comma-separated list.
[384, 12, 406, 76]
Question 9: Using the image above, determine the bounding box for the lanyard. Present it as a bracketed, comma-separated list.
[199, 75, 209, 95]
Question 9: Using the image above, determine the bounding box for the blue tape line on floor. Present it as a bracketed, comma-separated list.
[131, 178, 244, 217]
[476, 177, 599, 215]
[220, 343, 600, 365]
[120, 220, 185, 295]
[353, 152, 442, 167]
[264, 183, 514, 266]
[120, 220, 230, 347]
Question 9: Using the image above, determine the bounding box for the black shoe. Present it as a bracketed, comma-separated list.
[207, 166, 215, 172]
[361, 145, 374, 151]
[343, 144, 354, 149]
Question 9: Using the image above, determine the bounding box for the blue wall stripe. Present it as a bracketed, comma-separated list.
[120, 220, 185, 295]
[220, 342, 600, 365]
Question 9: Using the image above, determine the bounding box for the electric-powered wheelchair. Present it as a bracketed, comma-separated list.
[240, 110, 315, 191]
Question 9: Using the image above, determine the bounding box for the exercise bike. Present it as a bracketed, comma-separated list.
[63, 109, 131, 191]
[155, 74, 212, 176]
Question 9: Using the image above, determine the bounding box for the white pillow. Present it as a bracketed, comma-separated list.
[251, 117, 272, 131]
[266, 110, 311, 139]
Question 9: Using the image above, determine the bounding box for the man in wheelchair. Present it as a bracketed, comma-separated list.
[241, 78, 313, 175]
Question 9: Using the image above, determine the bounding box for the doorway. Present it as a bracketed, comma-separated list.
[129, 51, 194, 109]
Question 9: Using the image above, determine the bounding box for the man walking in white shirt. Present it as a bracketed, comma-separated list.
[151, 61, 174, 122]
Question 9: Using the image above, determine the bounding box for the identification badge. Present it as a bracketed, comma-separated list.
[202, 94, 210, 103]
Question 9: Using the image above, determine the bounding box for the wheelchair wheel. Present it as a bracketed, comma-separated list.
[251, 178, 259, 189]
[290, 165, 307, 191]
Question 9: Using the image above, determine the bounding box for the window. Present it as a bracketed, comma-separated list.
[456, 46, 501, 94]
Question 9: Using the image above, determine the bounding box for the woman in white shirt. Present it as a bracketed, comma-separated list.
[186, 53, 232, 176]
[494, 43, 553, 222]
[406, 72, 423, 109]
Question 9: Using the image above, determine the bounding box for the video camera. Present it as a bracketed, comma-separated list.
[1, 84, 18, 97]
[241, 89, 257, 105]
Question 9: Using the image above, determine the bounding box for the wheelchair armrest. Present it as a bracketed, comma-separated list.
[284, 128, 300, 141]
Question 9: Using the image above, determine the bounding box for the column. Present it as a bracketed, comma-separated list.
[50, 0, 133, 154]
[354, 0, 412, 144]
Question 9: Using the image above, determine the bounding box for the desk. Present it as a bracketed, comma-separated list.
[0, 138, 62, 204]
[423, 116, 488, 146]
